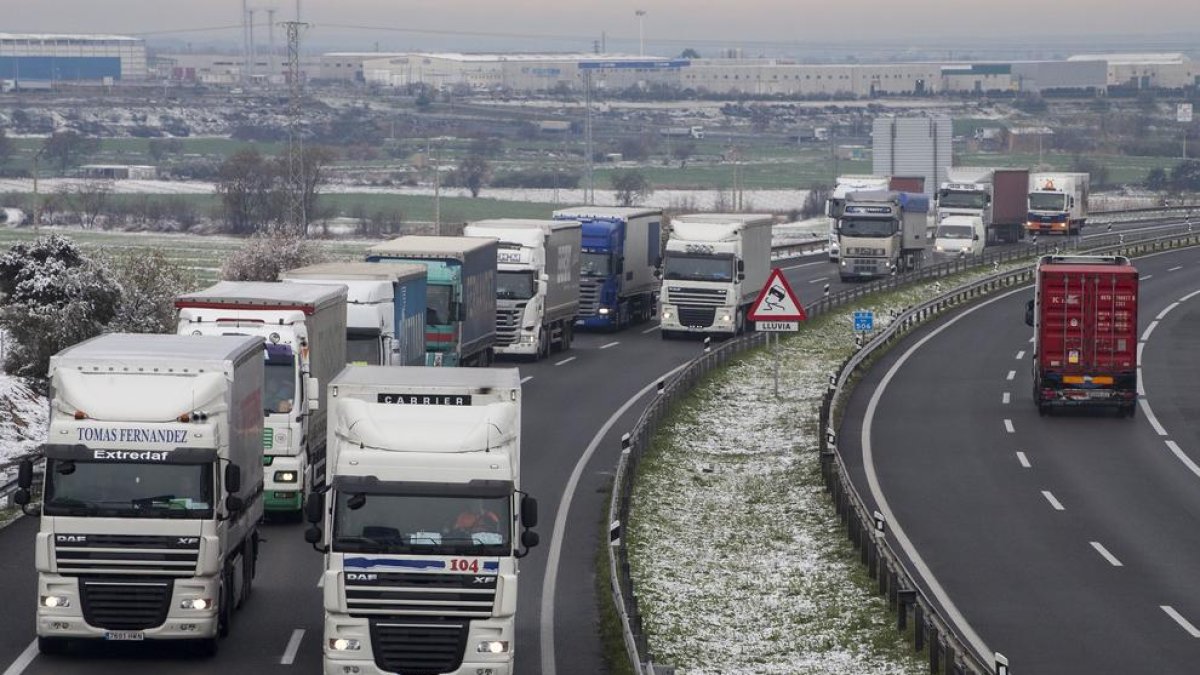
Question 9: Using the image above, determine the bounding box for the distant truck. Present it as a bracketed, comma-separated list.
[463, 219, 582, 359]
[837, 191, 929, 281]
[660, 213, 773, 338]
[176, 281, 347, 517]
[281, 262, 428, 367]
[15, 334, 264, 656]
[660, 126, 704, 139]
[305, 367, 540, 675]
[936, 167, 1029, 244]
[1025, 255, 1138, 416]
[366, 236, 498, 367]
[826, 175, 891, 262]
[1027, 172, 1089, 236]
[552, 206, 662, 331]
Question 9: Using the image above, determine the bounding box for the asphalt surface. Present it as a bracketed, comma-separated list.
[838, 245, 1200, 673]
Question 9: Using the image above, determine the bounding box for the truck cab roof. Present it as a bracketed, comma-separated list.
[177, 281, 347, 309]
[281, 262, 426, 284]
[52, 333, 262, 368]
[367, 236, 497, 257]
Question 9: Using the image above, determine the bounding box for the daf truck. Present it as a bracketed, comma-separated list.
[176, 282, 347, 517]
[936, 168, 1031, 245]
[837, 191, 929, 281]
[1025, 255, 1138, 416]
[281, 262, 428, 367]
[1027, 172, 1089, 236]
[660, 213, 773, 338]
[304, 367, 540, 675]
[826, 175, 890, 261]
[366, 236, 498, 367]
[463, 219, 582, 360]
[14, 334, 265, 656]
[552, 206, 661, 331]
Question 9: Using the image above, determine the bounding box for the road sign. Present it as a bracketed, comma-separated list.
[853, 310, 874, 332]
[757, 321, 799, 332]
[1179, 103, 1194, 123]
[748, 268, 806, 322]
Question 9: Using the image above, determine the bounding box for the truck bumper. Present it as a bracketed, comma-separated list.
[660, 304, 737, 334]
[37, 573, 219, 640]
[1025, 222, 1070, 234]
[324, 615, 514, 675]
[264, 454, 305, 512]
[575, 315, 616, 330]
[838, 258, 890, 279]
[495, 335, 538, 356]
[1038, 388, 1136, 409]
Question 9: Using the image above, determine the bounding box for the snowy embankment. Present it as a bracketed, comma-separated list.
[627, 266, 1024, 674]
[0, 376, 47, 464]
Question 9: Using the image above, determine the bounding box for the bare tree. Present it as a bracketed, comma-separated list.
[457, 153, 490, 198]
[215, 149, 280, 235]
[73, 180, 113, 229]
[611, 169, 653, 207]
[42, 131, 101, 171]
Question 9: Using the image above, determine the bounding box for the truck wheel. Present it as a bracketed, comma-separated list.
[562, 324, 573, 351]
[1037, 403, 1047, 417]
[217, 571, 232, 638]
[37, 637, 68, 656]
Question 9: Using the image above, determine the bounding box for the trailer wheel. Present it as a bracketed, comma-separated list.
[563, 324, 573, 351]
[1037, 403, 1048, 417]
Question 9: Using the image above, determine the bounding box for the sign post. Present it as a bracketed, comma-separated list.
[1179, 103, 1193, 159]
[748, 268, 807, 397]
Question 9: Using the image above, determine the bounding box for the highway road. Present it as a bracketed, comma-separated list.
[839, 245, 1200, 673]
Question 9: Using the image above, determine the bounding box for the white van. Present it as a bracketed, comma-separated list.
[933, 215, 985, 258]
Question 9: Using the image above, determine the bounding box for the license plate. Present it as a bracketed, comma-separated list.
[1088, 391, 1111, 399]
[104, 631, 145, 641]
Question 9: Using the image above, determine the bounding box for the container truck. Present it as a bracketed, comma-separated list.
[13, 334, 265, 656]
[365, 236, 498, 367]
[463, 218, 582, 360]
[552, 206, 661, 331]
[826, 175, 891, 261]
[1025, 255, 1138, 416]
[659, 213, 773, 339]
[1027, 172, 1089, 236]
[281, 262, 428, 367]
[304, 367, 540, 675]
[176, 281, 347, 517]
[837, 191, 929, 281]
[935, 168, 1029, 244]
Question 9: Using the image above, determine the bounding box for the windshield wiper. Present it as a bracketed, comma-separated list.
[334, 535, 387, 552]
[132, 494, 176, 508]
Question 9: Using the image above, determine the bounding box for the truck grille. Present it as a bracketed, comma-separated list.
[54, 534, 201, 577]
[345, 571, 497, 618]
[495, 305, 523, 346]
[370, 619, 468, 675]
[666, 286, 726, 308]
[579, 280, 601, 317]
[79, 578, 173, 630]
[678, 307, 716, 327]
[851, 259, 884, 275]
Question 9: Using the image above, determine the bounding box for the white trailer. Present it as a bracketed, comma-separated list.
[306, 366, 540, 675]
[464, 218, 582, 359]
[1027, 172, 1090, 236]
[15, 334, 265, 656]
[660, 213, 774, 338]
[175, 282, 347, 518]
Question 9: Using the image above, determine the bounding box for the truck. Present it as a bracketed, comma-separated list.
[175, 281, 347, 518]
[463, 219, 582, 360]
[837, 191, 929, 281]
[826, 175, 891, 261]
[13, 334, 265, 656]
[659, 125, 704, 139]
[1025, 255, 1138, 416]
[281, 262, 428, 367]
[1027, 172, 1089, 236]
[659, 213, 774, 338]
[935, 168, 1029, 244]
[366, 236, 498, 367]
[552, 206, 662, 331]
[304, 366, 540, 675]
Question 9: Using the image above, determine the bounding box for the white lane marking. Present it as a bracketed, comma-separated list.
[521, 376, 534, 384]
[317, 572, 325, 588]
[1162, 606, 1200, 638]
[1042, 490, 1065, 511]
[599, 341, 620, 350]
[1140, 274, 1153, 281]
[1137, 343, 1146, 366]
[281, 628, 306, 665]
[1090, 541, 1124, 567]
[1, 640, 37, 675]
[1140, 398, 1168, 436]
[809, 276, 829, 284]
[1028, 336, 1035, 343]
[1015, 351, 1025, 360]
[554, 356, 577, 366]
[642, 325, 661, 334]
[1004, 419, 1015, 434]
[1181, 289, 1200, 302]
[1157, 303, 1180, 320]
[862, 285, 1029, 662]
[1165, 441, 1200, 480]
[1141, 320, 1159, 342]
[1016, 451, 1031, 468]
[541, 361, 691, 675]
[1002, 392, 1011, 405]
[1168, 265, 1184, 272]
[1006, 370, 1016, 381]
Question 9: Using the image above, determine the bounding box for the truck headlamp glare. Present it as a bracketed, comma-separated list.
[274, 471, 298, 483]
[180, 597, 212, 610]
[41, 595, 70, 608]
[598, 308, 610, 315]
[329, 638, 362, 651]
[477, 640, 509, 654]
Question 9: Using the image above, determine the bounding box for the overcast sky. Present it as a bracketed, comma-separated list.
[6, 1, 1200, 55]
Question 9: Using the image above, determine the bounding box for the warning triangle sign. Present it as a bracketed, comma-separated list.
[748, 268, 807, 322]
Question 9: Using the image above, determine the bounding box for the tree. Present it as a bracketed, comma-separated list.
[611, 169, 653, 207]
[672, 142, 696, 167]
[41, 131, 101, 171]
[457, 153, 490, 198]
[290, 145, 336, 236]
[215, 149, 280, 235]
[220, 233, 329, 282]
[0, 128, 13, 166]
[801, 185, 831, 219]
[147, 138, 185, 163]
[1170, 159, 1200, 192]
[680, 48, 700, 59]
[72, 180, 113, 229]
[1147, 167, 1169, 191]
[0, 235, 120, 384]
[106, 248, 198, 334]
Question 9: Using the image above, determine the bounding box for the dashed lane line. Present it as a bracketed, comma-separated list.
[1042, 490, 1065, 511]
[1006, 370, 1016, 381]
[1002, 392, 1011, 405]
[1004, 419, 1015, 434]
[1, 640, 37, 675]
[554, 356, 577, 366]
[281, 628, 306, 665]
[1162, 606, 1200, 638]
[1015, 351, 1025, 360]
[599, 341, 621, 350]
[1016, 452, 1031, 468]
[1090, 541, 1124, 567]
[521, 376, 534, 384]
[1168, 266, 1184, 272]
[642, 325, 661, 334]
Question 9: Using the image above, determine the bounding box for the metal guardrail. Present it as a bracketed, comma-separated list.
[607, 208, 1200, 675]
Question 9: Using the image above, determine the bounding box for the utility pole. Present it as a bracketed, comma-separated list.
[584, 70, 594, 205]
[267, 8, 277, 86]
[242, 0, 251, 83]
[248, 9, 257, 82]
[635, 10, 646, 57]
[284, 20, 309, 236]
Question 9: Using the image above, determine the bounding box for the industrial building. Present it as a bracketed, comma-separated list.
[0, 33, 146, 82]
[1068, 53, 1197, 90]
[360, 53, 687, 92]
[318, 53, 408, 82]
[153, 52, 321, 85]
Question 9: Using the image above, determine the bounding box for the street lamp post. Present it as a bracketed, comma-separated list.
[635, 10, 646, 56]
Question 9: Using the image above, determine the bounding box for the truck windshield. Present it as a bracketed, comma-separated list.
[264, 345, 296, 415]
[839, 218, 896, 237]
[332, 492, 511, 556]
[1029, 193, 1067, 211]
[346, 332, 381, 366]
[497, 271, 537, 300]
[938, 191, 988, 209]
[44, 459, 214, 519]
[426, 285, 452, 326]
[935, 225, 974, 240]
[580, 252, 611, 277]
[663, 253, 734, 282]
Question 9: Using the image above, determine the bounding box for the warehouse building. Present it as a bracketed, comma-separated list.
[1068, 53, 1196, 90]
[941, 64, 1014, 93]
[361, 53, 685, 92]
[318, 53, 409, 82]
[1010, 60, 1108, 93]
[0, 33, 146, 82]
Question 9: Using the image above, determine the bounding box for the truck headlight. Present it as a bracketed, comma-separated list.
[934, 245, 944, 252]
[720, 313, 732, 323]
[598, 308, 609, 315]
[274, 470, 298, 483]
[41, 595, 71, 608]
[477, 640, 510, 654]
[179, 597, 213, 610]
[329, 638, 362, 651]
[662, 310, 672, 320]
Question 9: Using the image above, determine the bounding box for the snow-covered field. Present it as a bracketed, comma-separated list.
[0, 335, 47, 464]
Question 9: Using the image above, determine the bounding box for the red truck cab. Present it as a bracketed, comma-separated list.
[1026, 255, 1139, 416]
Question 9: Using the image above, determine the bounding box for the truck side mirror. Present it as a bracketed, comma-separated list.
[17, 458, 32, 489]
[521, 530, 540, 550]
[736, 260, 745, 273]
[540, 273, 549, 283]
[224, 464, 242, 494]
[457, 304, 466, 321]
[1025, 299, 1035, 327]
[737, 272, 746, 281]
[307, 377, 320, 412]
[521, 494, 539, 528]
[225, 495, 245, 513]
[305, 492, 325, 524]
[973, 234, 980, 241]
[304, 527, 323, 545]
